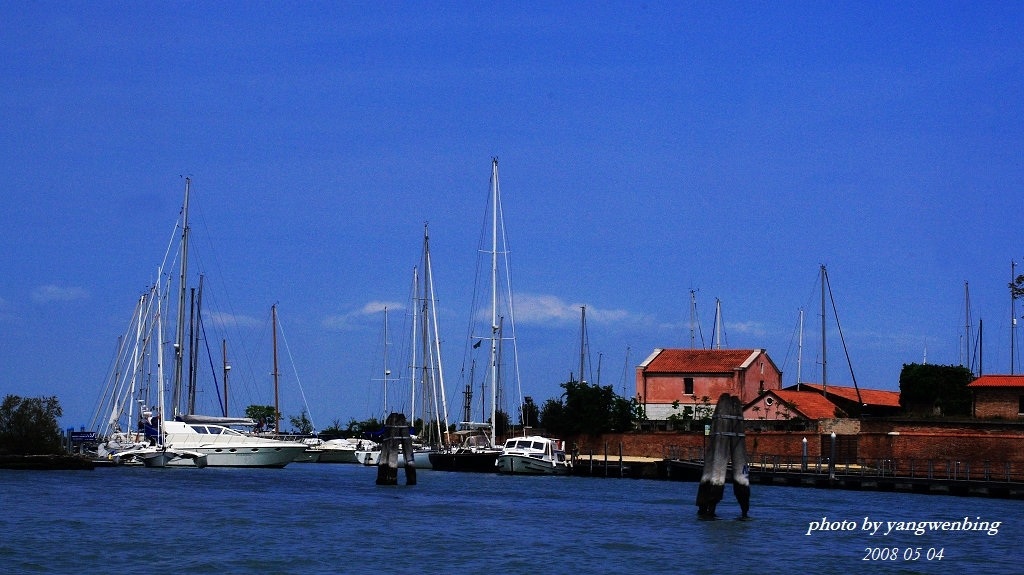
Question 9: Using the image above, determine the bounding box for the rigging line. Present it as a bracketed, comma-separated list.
[824, 270, 863, 407]
[188, 216, 262, 406]
[619, 345, 632, 398]
[91, 293, 148, 433]
[499, 218, 524, 423]
[459, 186, 490, 386]
[199, 314, 225, 414]
[492, 163, 524, 426]
[275, 311, 316, 433]
[456, 174, 495, 421]
[779, 308, 803, 380]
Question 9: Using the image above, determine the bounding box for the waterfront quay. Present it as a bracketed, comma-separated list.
[570, 445, 1024, 499]
[735, 454, 1024, 499]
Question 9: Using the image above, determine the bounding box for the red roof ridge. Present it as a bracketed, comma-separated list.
[968, 375, 1024, 388]
[789, 383, 901, 407]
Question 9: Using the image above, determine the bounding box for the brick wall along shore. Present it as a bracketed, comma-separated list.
[571, 419, 1024, 468]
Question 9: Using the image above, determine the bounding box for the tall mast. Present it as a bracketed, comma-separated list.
[579, 306, 587, 383]
[383, 306, 391, 415]
[222, 339, 230, 417]
[272, 303, 280, 434]
[489, 157, 499, 446]
[410, 266, 419, 424]
[820, 264, 827, 396]
[979, 318, 984, 375]
[689, 289, 698, 349]
[423, 223, 450, 438]
[187, 275, 204, 415]
[155, 273, 166, 443]
[713, 298, 723, 350]
[171, 177, 191, 417]
[962, 281, 973, 373]
[1012, 261, 1017, 375]
[796, 308, 804, 385]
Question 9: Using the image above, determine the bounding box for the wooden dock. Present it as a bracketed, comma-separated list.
[572, 454, 663, 479]
[661, 458, 1024, 499]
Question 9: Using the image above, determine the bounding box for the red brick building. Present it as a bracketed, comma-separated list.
[968, 375, 1024, 419]
[636, 348, 782, 424]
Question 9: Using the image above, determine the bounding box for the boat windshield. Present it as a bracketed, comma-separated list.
[188, 425, 242, 436]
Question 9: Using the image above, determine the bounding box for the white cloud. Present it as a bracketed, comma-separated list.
[31, 284, 88, 303]
[205, 311, 262, 329]
[726, 321, 767, 337]
[360, 301, 405, 315]
[513, 293, 639, 326]
[323, 301, 405, 331]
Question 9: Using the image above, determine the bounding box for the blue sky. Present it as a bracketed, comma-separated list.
[2, 3, 1022, 430]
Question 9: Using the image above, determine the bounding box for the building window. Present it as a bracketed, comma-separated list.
[684, 377, 694, 395]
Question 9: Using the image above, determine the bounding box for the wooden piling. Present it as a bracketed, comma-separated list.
[696, 393, 749, 518]
[375, 412, 417, 486]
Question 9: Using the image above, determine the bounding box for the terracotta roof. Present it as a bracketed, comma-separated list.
[763, 389, 841, 420]
[643, 349, 762, 373]
[968, 375, 1024, 388]
[796, 383, 901, 407]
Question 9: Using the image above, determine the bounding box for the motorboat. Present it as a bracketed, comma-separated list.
[317, 438, 366, 464]
[111, 419, 307, 468]
[495, 435, 572, 475]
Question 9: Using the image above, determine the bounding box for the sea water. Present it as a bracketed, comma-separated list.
[1, 464, 1019, 574]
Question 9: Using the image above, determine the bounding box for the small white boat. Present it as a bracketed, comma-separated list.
[495, 435, 572, 475]
[292, 438, 323, 463]
[317, 438, 365, 464]
[350, 439, 383, 465]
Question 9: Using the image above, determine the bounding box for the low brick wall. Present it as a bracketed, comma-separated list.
[573, 418, 1024, 467]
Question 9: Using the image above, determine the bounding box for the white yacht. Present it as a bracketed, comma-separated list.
[111, 419, 307, 468]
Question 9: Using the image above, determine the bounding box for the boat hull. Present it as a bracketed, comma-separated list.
[413, 449, 433, 469]
[158, 446, 302, 468]
[428, 451, 499, 472]
[294, 449, 322, 463]
[317, 448, 358, 464]
[496, 454, 571, 475]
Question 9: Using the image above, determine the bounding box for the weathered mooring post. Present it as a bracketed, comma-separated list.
[376, 412, 417, 486]
[696, 393, 749, 519]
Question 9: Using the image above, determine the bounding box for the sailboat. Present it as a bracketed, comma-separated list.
[405, 223, 451, 469]
[353, 307, 395, 466]
[93, 178, 306, 467]
[429, 158, 517, 473]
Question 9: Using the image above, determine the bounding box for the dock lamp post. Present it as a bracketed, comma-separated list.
[829, 432, 837, 480]
[801, 437, 808, 472]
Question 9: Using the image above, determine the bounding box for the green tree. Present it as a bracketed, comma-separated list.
[520, 396, 539, 428]
[345, 417, 381, 436]
[539, 397, 566, 434]
[1011, 274, 1024, 299]
[288, 410, 314, 435]
[541, 379, 640, 437]
[899, 363, 974, 416]
[492, 409, 511, 437]
[319, 418, 345, 438]
[245, 405, 278, 431]
[0, 395, 64, 455]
